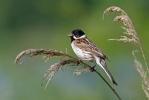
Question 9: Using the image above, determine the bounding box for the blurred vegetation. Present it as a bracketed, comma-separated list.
[0, 0, 149, 100]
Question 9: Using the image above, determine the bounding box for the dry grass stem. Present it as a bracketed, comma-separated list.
[103, 6, 148, 71]
[43, 58, 79, 89]
[132, 50, 149, 99]
[15, 49, 121, 100]
[14, 49, 81, 89]
[103, 6, 127, 17]
[73, 67, 90, 76]
[14, 49, 70, 64]
[103, 6, 149, 99]
[103, 6, 138, 44]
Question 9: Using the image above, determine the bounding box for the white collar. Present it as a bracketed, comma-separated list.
[73, 35, 86, 39]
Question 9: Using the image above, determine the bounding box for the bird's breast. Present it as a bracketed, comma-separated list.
[71, 41, 93, 60]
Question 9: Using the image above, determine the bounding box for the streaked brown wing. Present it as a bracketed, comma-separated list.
[74, 38, 109, 60]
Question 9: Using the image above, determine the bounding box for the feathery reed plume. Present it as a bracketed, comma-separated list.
[14, 49, 69, 64]
[73, 67, 90, 76]
[15, 49, 121, 100]
[103, 6, 148, 71]
[43, 58, 84, 90]
[103, 6, 139, 43]
[132, 50, 149, 99]
[103, 6, 149, 99]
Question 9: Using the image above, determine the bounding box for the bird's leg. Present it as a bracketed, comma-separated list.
[77, 58, 82, 65]
[90, 63, 96, 72]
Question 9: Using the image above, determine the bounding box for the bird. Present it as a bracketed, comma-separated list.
[68, 29, 117, 85]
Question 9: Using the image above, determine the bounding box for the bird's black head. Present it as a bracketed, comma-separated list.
[68, 29, 86, 42]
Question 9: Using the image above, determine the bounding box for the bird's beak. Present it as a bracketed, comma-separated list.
[68, 33, 73, 37]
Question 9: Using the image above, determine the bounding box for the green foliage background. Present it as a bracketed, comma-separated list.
[0, 0, 149, 100]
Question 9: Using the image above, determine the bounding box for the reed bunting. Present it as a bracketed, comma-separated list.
[68, 29, 117, 85]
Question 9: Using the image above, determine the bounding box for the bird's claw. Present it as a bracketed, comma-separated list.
[77, 59, 82, 65]
[90, 64, 96, 72]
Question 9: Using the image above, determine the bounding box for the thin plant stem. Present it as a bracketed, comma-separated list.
[15, 49, 122, 100]
[138, 43, 149, 71]
[94, 70, 122, 100]
[68, 57, 122, 100]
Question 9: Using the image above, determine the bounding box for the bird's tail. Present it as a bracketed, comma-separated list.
[94, 56, 118, 85]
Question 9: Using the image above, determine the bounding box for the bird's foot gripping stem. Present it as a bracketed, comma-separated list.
[90, 64, 96, 72]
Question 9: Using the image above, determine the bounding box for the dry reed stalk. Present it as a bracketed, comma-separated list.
[103, 6, 149, 99]
[132, 50, 149, 99]
[14, 49, 121, 100]
[103, 6, 148, 70]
